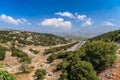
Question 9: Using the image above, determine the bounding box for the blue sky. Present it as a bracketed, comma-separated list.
[0, 0, 120, 33]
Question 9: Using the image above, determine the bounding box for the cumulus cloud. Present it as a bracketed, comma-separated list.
[81, 18, 93, 27]
[0, 14, 31, 25]
[55, 12, 75, 18]
[77, 15, 87, 21]
[40, 18, 71, 29]
[104, 21, 116, 27]
[55, 12, 87, 21]
[0, 14, 19, 25]
[55, 11, 93, 27]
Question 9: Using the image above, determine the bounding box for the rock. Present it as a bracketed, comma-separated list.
[111, 64, 118, 68]
[105, 73, 113, 79]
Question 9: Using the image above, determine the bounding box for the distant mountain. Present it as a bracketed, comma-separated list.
[55, 30, 102, 40]
[55, 27, 120, 40]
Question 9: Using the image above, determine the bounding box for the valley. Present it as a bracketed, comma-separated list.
[1, 1, 120, 80]
[0, 30, 120, 80]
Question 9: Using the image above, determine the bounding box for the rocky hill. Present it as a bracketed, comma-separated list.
[0, 30, 70, 46]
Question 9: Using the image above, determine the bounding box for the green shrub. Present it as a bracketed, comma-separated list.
[81, 40, 118, 70]
[0, 51, 5, 60]
[0, 45, 8, 60]
[47, 54, 58, 62]
[68, 61, 98, 80]
[11, 48, 31, 63]
[57, 60, 69, 71]
[35, 69, 46, 80]
[0, 69, 16, 80]
[21, 56, 31, 63]
[29, 48, 39, 54]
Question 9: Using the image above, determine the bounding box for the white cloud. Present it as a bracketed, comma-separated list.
[77, 15, 87, 21]
[81, 18, 93, 27]
[0, 14, 19, 25]
[55, 12, 74, 18]
[55, 11, 91, 21]
[0, 14, 30, 25]
[40, 18, 72, 29]
[104, 21, 116, 27]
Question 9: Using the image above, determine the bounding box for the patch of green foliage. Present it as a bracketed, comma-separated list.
[29, 48, 39, 54]
[11, 48, 31, 63]
[47, 54, 58, 62]
[56, 40, 118, 80]
[0, 45, 8, 60]
[80, 41, 118, 70]
[47, 51, 73, 63]
[35, 69, 46, 80]
[0, 69, 16, 80]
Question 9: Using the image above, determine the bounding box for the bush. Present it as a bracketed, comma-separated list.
[47, 54, 58, 62]
[0, 69, 16, 80]
[0, 51, 5, 60]
[68, 61, 98, 80]
[11, 48, 31, 63]
[21, 56, 31, 63]
[29, 49, 39, 54]
[58, 61, 98, 80]
[0, 45, 8, 60]
[35, 69, 46, 80]
[57, 60, 69, 71]
[81, 40, 118, 70]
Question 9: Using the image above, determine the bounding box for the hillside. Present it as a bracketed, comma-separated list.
[0, 30, 119, 80]
[0, 30, 80, 80]
[0, 30, 70, 46]
[90, 30, 120, 42]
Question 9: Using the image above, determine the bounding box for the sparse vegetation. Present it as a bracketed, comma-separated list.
[0, 30, 70, 46]
[44, 42, 78, 54]
[29, 48, 39, 54]
[19, 63, 32, 73]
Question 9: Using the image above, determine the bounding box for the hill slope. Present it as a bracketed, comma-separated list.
[90, 30, 120, 42]
[0, 30, 70, 46]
